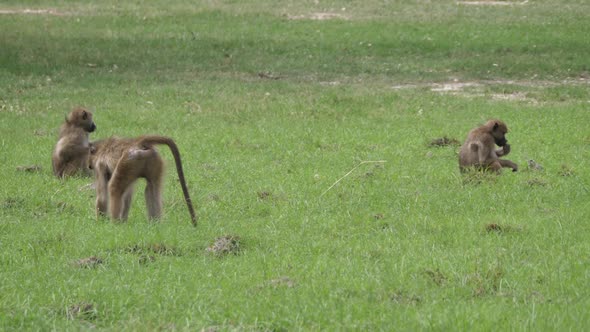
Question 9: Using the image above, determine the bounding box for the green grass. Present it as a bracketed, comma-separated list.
[1, 0, 589, 330]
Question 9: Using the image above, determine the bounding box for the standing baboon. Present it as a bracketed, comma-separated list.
[52, 107, 96, 178]
[89, 135, 197, 226]
[459, 119, 518, 173]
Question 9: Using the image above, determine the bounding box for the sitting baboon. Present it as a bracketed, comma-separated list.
[89, 135, 197, 226]
[459, 119, 518, 173]
[52, 107, 96, 178]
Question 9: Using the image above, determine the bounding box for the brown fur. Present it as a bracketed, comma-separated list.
[52, 107, 96, 178]
[89, 135, 197, 226]
[459, 119, 518, 173]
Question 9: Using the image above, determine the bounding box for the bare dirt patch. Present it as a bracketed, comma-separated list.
[124, 243, 182, 256]
[424, 269, 447, 286]
[390, 290, 421, 305]
[485, 223, 522, 234]
[0, 8, 69, 16]
[457, 1, 528, 5]
[526, 178, 547, 187]
[206, 235, 241, 256]
[430, 82, 481, 92]
[391, 78, 590, 103]
[16, 165, 42, 173]
[267, 276, 296, 288]
[490, 92, 529, 101]
[527, 159, 544, 171]
[67, 302, 97, 321]
[1, 197, 24, 209]
[257, 72, 282, 80]
[73, 256, 103, 269]
[286, 12, 348, 20]
[558, 164, 575, 177]
[393, 78, 588, 93]
[429, 137, 461, 147]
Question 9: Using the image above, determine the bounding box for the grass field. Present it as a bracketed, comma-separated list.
[1, 0, 589, 330]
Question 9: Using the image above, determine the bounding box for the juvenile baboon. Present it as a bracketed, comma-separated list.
[459, 119, 518, 173]
[52, 107, 96, 178]
[89, 135, 197, 226]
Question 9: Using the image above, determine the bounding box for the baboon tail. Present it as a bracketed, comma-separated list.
[138, 135, 197, 226]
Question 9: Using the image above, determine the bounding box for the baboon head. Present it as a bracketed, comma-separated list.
[488, 120, 508, 147]
[67, 107, 96, 133]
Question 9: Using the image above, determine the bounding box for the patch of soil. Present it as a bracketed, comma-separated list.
[257, 191, 271, 200]
[1, 197, 24, 209]
[78, 183, 96, 191]
[526, 178, 547, 187]
[0, 8, 69, 16]
[424, 269, 447, 286]
[392, 79, 587, 103]
[258, 72, 281, 80]
[490, 92, 529, 102]
[268, 276, 296, 288]
[430, 82, 481, 92]
[527, 159, 544, 171]
[558, 164, 575, 177]
[67, 302, 97, 321]
[390, 290, 421, 305]
[138, 255, 156, 265]
[206, 235, 241, 256]
[16, 165, 42, 173]
[74, 256, 103, 269]
[124, 243, 182, 256]
[485, 223, 522, 234]
[56, 201, 73, 212]
[286, 12, 348, 20]
[429, 136, 461, 147]
[33, 129, 48, 136]
[485, 223, 502, 232]
[457, 0, 528, 5]
[469, 266, 505, 297]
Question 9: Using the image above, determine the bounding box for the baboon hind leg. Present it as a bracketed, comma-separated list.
[120, 186, 135, 220]
[145, 179, 163, 220]
[95, 167, 110, 218]
[108, 173, 136, 221]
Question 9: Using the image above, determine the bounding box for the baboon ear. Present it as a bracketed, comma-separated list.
[82, 111, 88, 120]
[493, 122, 499, 130]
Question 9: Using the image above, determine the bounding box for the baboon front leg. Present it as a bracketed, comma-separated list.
[499, 159, 518, 172]
[489, 160, 503, 173]
[145, 180, 163, 220]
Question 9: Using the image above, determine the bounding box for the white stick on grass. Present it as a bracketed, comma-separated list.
[320, 160, 387, 197]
